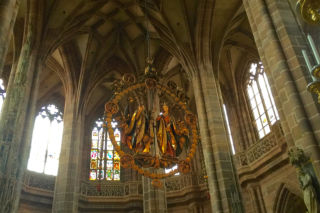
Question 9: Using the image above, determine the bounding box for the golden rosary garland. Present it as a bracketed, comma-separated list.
[104, 82, 199, 180]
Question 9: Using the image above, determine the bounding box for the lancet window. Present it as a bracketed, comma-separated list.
[247, 62, 279, 139]
[89, 118, 120, 181]
[27, 104, 63, 176]
[222, 104, 235, 154]
[0, 79, 6, 114]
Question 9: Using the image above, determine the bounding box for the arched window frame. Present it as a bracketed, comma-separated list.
[246, 62, 280, 139]
[89, 118, 121, 181]
[27, 104, 64, 176]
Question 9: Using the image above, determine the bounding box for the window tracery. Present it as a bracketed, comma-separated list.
[0, 79, 6, 114]
[89, 118, 120, 181]
[247, 62, 280, 139]
[27, 104, 63, 176]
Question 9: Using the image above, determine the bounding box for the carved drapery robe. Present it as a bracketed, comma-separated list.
[122, 106, 153, 153]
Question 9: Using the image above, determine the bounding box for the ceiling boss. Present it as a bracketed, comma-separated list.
[103, 60, 198, 187]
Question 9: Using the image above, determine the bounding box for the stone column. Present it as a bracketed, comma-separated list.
[0, 0, 21, 77]
[142, 175, 167, 213]
[0, 1, 41, 211]
[243, 0, 320, 170]
[191, 69, 242, 213]
[52, 95, 84, 212]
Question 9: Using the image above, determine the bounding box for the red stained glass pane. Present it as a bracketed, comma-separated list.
[114, 161, 120, 170]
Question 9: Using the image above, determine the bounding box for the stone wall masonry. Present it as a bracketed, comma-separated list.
[265, 0, 320, 141]
[192, 69, 242, 213]
[242, 0, 320, 172]
[0, 1, 42, 210]
[0, 0, 21, 77]
[52, 96, 84, 213]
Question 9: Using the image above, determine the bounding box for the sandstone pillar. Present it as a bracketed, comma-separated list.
[52, 95, 84, 212]
[142, 176, 167, 213]
[243, 0, 320, 170]
[191, 69, 242, 213]
[0, 1, 41, 211]
[0, 0, 21, 77]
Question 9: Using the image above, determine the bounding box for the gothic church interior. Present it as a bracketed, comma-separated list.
[0, 0, 320, 212]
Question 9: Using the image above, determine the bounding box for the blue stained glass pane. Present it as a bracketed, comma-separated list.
[107, 151, 113, 159]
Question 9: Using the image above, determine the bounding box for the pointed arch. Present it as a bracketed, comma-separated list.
[273, 183, 306, 213]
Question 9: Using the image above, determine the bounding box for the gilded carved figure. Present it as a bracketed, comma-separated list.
[121, 105, 153, 154]
[156, 103, 189, 158]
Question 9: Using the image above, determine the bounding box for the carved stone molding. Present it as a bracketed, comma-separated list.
[165, 173, 207, 192]
[80, 181, 143, 197]
[235, 122, 285, 167]
[234, 122, 289, 187]
[23, 171, 55, 192]
[23, 171, 208, 197]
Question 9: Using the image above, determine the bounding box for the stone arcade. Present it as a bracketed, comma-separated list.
[0, 0, 320, 212]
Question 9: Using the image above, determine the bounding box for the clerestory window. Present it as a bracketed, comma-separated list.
[247, 62, 279, 139]
[27, 104, 63, 176]
[89, 118, 120, 181]
[0, 79, 6, 114]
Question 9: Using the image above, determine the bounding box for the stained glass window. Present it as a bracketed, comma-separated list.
[247, 62, 279, 139]
[27, 104, 63, 176]
[89, 119, 120, 181]
[0, 79, 6, 114]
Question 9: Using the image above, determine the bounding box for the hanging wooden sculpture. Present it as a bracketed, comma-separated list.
[104, 60, 198, 187]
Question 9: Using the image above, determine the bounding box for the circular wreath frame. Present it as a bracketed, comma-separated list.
[104, 82, 198, 180]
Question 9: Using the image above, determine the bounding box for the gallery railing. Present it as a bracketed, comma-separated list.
[235, 122, 286, 167]
[23, 172, 208, 197]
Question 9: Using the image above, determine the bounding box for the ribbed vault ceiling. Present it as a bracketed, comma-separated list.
[3, 0, 257, 117]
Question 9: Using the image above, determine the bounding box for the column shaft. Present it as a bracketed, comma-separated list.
[142, 176, 167, 213]
[0, 0, 21, 76]
[192, 70, 242, 213]
[52, 96, 83, 212]
[243, 0, 320, 169]
[0, 16, 40, 212]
